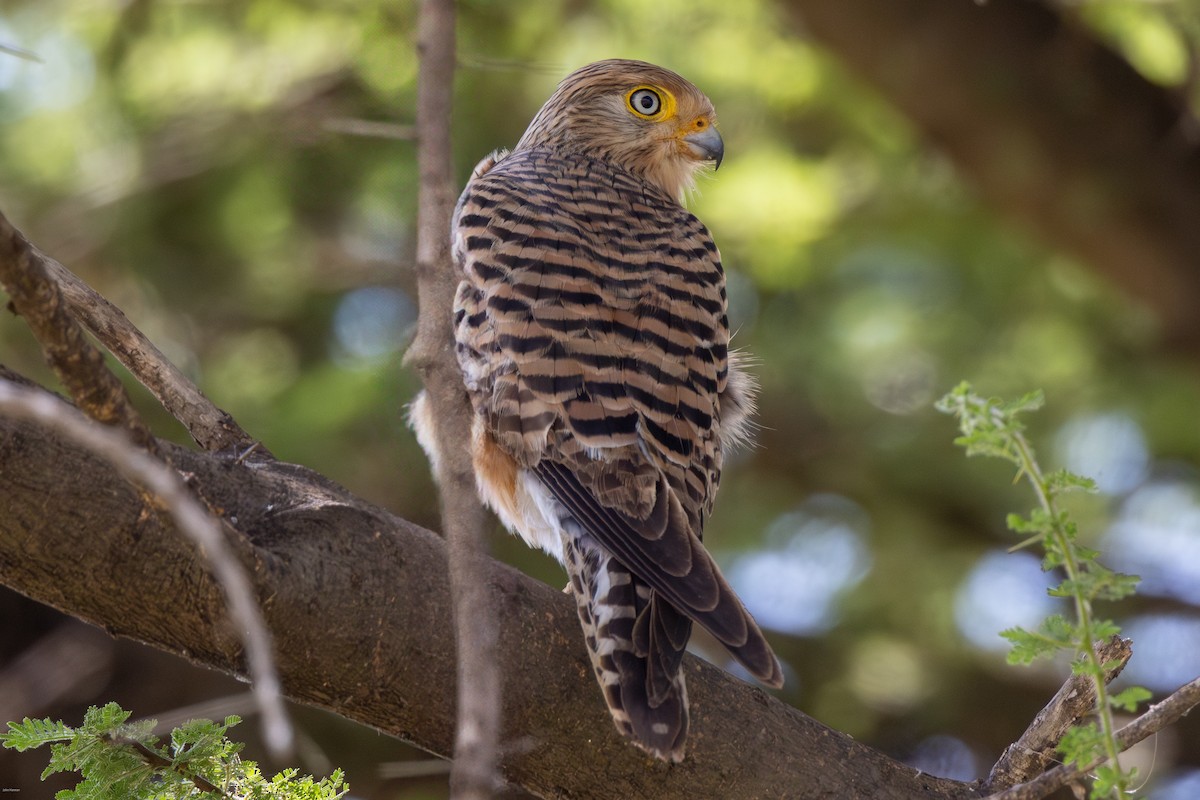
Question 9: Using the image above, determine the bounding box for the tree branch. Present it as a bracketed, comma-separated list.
[0, 210, 154, 449]
[408, 0, 502, 797]
[0, 379, 290, 757]
[31, 244, 260, 454]
[986, 675, 1200, 800]
[984, 636, 1132, 793]
[0, 377, 978, 800]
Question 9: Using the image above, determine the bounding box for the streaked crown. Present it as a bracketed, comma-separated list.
[515, 59, 725, 200]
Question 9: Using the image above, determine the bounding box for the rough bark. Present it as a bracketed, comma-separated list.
[788, 0, 1200, 352]
[0, 212, 153, 449]
[0, 382, 977, 800]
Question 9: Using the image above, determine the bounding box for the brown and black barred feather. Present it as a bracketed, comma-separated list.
[444, 59, 782, 762]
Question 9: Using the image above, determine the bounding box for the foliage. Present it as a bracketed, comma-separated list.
[937, 383, 1149, 799]
[1, 703, 347, 800]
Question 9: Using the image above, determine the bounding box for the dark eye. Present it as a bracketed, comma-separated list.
[629, 88, 661, 116]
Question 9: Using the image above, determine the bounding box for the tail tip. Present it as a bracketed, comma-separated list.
[761, 655, 785, 689]
[628, 730, 686, 763]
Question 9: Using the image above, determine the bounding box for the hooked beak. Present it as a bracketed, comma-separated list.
[683, 126, 724, 170]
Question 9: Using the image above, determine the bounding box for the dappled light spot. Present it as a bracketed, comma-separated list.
[848, 636, 928, 714]
[1055, 412, 1148, 496]
[954, 550, 1061, 652]
[206, 328, 299, 409]
[332, 287, 417, 367]
[725, 494, 871, 636]
[862, 348, 937, 416]
[1120, 614, 1200, 693]
[821, 247, 954, 415]
[1081, 3, 1188, 86]
[1104, 480, 1200, 606]
[696, 148, 840, 288]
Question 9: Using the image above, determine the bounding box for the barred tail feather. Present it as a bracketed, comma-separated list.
[563, 536, 689, 761]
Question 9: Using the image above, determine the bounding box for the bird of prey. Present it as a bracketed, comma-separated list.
[411, 58, 782, 762]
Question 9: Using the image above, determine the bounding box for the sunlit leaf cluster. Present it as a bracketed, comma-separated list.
[2, 703, 347, 800]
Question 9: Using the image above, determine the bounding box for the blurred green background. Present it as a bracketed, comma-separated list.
[2, 1, 1199, 798]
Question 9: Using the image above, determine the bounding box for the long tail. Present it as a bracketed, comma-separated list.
[562, 535, 689, 762]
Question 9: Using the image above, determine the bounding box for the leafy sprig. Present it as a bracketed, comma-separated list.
[2, 702, 347, 800]
[937, 382, 1147, 799]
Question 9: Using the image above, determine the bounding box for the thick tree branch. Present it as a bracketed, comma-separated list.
[0, 210, 154, 448]
[984, 636, 1132, 793]
[789, 0, 1200, 352]
[407, 0, 501, 797]
[0, 378, 289, 757]
[0, 380, 978, 800]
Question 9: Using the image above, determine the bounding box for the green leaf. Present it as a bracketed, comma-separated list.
[1091, 763, 1133, 799]
[1, 718, 73, 752]
[1109, 686, 1151, 712]
[1001, 616, 1073, 664]
[1058, 722, 1105, 768]
[1045, 469, 1099, 495]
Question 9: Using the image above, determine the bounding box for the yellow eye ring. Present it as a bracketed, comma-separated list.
[625, 85, 677, 121]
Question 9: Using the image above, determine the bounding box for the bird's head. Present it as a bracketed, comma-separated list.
[514, 59, 724, 201]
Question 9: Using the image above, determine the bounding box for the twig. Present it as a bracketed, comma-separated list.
[0, 378, 293, 760]
[0, 209, 154, 450]
[0, 41, 41, 63]
[985, 675, 1200, 800]
[0, 621, 114, 724]
[406, 0, 501, 797]
[31, 239, 262, 454]
[104, 733, 225, 796]
[322, 118, 417, 140]
[985, 636, 1132, 792]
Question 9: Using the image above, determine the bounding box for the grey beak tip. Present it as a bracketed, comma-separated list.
[684, 127, 725, 171]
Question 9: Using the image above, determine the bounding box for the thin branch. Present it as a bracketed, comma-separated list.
[0, 621, 114, 724]
[322, 118, 417, 140]
[0, 378, 292, 760]
[105, 734, 224, 796]
[0, 42, 41, 63]
[984, 636, 1132, 792]
[985, 676, 1200, 800]
[0, 209, 154, 449]
[32, 243, 262, 454]
[407, 0, 501, 796]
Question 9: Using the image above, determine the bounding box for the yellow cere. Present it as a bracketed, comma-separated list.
[625, 84, 676, 122]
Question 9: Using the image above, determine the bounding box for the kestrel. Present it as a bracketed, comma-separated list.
[411, 58, 782, 762]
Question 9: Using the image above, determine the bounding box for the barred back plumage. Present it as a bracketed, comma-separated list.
[411, 58, 782, 762]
